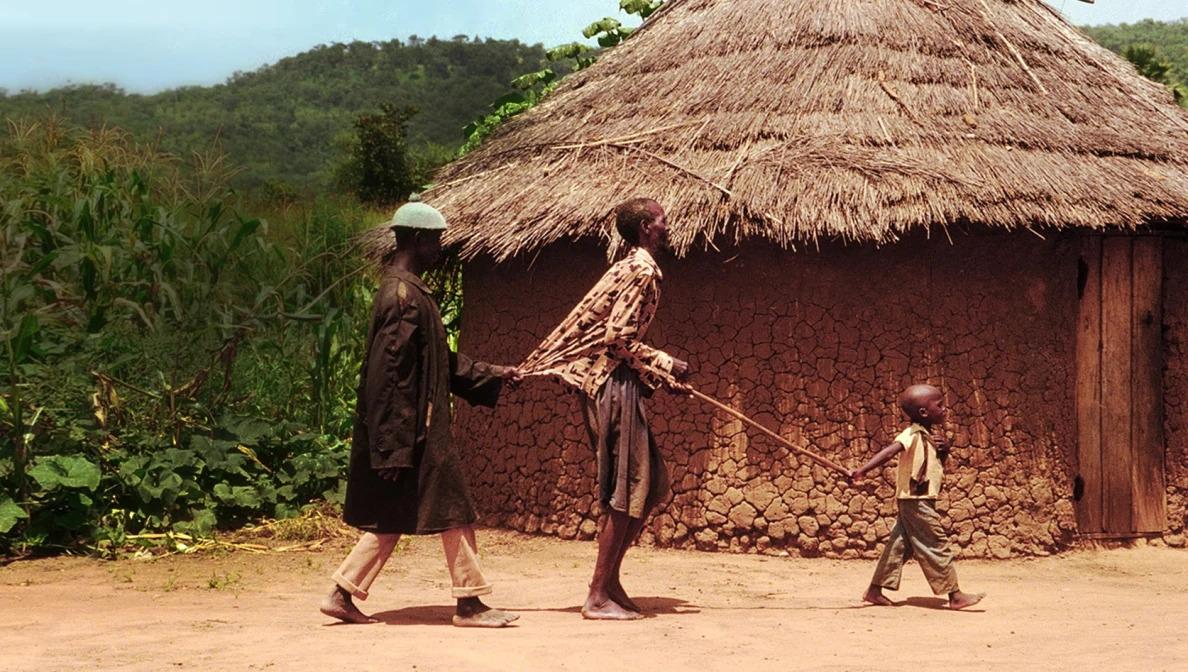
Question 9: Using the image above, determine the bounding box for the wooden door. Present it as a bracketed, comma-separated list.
[1075, 235, 1166, 536]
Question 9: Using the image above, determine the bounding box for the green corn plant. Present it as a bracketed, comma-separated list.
[0, 116, 375, 552]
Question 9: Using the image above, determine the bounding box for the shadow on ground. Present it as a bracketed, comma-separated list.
[370, 605, 457, 626]
[359, 596, 701, 624]
[901, 596, 985, 613]
[514, 595, 702, 619]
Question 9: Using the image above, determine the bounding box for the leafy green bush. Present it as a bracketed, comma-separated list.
[1085, 20, 1188, 107]
[461, 1, 665, 155]
[1123, 44, 1187, 104]
[332, 104, 458, 207]
[0, 117, 370, 555]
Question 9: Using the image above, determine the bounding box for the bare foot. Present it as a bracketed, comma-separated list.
[608, 580, 641, 613]
[319, 586, 377, 624]
[862, 586, 895, 607]
[453, 597, 519, 628]
[948, 591, 986, 610]
[582, 596, 645, 621]
[452, 610, 519, 628]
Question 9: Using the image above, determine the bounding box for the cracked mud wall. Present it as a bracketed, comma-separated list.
[1163, 238, 1188, 548]
[454, 233, 1182, 557]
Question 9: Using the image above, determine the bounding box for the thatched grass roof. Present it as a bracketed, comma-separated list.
[381, 0, 1188, 260]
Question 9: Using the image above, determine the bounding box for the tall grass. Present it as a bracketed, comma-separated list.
[0, 116, 383, 553]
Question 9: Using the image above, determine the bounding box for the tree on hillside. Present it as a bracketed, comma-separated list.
[1123, 44, 1186, 104]
[1084, 19, 1188, 106]
[1125, 44, 1174, 84]
[336, 104, 422, 206]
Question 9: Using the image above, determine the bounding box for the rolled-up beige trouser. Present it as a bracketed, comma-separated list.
[870, 498, 960, 596]
[332, 525, 492, 600]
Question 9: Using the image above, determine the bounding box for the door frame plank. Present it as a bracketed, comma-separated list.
[1130, 236, 1167, 532]
[1100, 236, 1134, 534]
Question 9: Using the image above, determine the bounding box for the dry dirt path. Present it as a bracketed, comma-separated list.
[2, 530, 1185, 671]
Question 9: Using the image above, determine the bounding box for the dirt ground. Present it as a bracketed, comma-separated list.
[2, 530, 1185, 672]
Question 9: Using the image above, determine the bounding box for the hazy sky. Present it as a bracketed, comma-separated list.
[1, 1, 1184, 94]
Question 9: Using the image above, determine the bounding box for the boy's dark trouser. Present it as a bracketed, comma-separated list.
[870, 499, 960, 596]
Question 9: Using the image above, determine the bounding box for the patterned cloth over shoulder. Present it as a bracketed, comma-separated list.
[520, 247, 675, 396]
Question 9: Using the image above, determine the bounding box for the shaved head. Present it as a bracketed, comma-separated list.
[899, 384, 943, 422]
[614, 197, 662, 246]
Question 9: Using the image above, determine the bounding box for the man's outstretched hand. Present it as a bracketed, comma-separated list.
[377, 467, 402, 482]
[664, 358, 694, 396]
[671, 357, 691, 382]
[498, 366, 524, 389]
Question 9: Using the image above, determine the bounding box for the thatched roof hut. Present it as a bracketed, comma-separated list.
[376, 0, 1188, 557]
[415, 0, 1188, 260]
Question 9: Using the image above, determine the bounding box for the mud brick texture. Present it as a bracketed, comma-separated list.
[1164, 238, 1188, 549]
[452, 232, 1187, 557]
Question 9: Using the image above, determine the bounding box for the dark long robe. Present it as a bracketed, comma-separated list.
[343, 267, 504, 535]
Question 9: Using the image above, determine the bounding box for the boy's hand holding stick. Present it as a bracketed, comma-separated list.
[932, 432, 951, 463]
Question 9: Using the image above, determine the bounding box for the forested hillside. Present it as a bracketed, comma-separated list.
[0, 37, 547, 189]
[1083, 19, 1188, 97]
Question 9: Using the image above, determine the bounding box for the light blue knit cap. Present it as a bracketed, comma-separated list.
[388, 193, 447, 231]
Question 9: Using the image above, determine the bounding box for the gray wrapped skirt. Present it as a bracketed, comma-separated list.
[582, 365, 670, 519]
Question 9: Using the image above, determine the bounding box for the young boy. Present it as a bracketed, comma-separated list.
[850, 384, 984, 610]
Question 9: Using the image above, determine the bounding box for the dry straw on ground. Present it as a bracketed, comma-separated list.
[114, 505, 357, 560]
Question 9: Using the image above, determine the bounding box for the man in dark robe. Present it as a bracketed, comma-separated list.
[319, 196, 521, 628]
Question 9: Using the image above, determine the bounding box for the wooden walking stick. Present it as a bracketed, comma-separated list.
[520, 362, 851, 477]
[682, 386, 852, 478]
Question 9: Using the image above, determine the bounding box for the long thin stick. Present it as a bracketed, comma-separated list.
[977, 0, 1048, 95]
[520, 369, 850, 475]
[687, 388, 851, 477]
[552, 119, 706, 151]
[610, 143, 734, 198]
